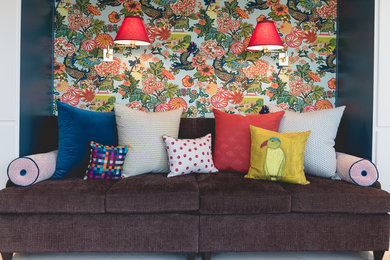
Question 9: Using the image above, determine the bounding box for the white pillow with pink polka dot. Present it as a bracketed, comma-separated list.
[163, 134, 218, 177]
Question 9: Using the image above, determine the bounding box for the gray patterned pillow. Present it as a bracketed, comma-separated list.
[114, 104, 182, 177]
[269, 105, 345, 178]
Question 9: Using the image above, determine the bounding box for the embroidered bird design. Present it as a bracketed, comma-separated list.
[261, 137, 286, 181]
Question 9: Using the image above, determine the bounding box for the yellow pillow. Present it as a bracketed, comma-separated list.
[245, 125, 310, 185]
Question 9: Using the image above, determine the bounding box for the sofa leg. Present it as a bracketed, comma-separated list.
[373, 250, 385, 260]
[187, 252, 196, 260]
[1, 252, 12, 260]
[201, 252, 211, 260]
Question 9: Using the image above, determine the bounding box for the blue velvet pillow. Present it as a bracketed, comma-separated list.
[52, 101, 117, 179]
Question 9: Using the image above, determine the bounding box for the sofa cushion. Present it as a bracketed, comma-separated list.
[0, 179, 116, 213]
[284, 176, 390, 214]
[105, 173, 199, 213]
[198, 172, 291, 214]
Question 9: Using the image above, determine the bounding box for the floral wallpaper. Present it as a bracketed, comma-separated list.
[54, 0, 337, 116]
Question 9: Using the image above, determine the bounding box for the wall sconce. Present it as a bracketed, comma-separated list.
[104, 16, 151, 61]
[247, 20, 288, 66]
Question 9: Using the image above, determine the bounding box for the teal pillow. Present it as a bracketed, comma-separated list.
[52, 101, 117, 179]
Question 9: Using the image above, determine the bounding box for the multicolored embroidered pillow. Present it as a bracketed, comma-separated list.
[163, 134, 218, 177]
[85, 141, 129, 180]
[245, 126, 311, 185]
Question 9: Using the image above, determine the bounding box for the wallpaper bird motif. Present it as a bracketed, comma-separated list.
[53, 0, 337, 117]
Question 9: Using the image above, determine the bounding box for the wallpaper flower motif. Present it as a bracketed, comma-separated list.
[53, 0, 337, 116]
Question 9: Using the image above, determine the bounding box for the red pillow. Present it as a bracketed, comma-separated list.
[213, 109, 285, 173]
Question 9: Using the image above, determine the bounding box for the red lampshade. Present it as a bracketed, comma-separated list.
[114, 16, 151, 46]
[247, 20, 283, 51]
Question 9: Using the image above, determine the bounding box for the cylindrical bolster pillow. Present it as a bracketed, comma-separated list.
[7, 150, 58, 187]
[336, 152, 378, 187]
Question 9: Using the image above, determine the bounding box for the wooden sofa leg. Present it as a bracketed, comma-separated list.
[187, 252, 196, 260]
[373, 250, 385, 260]
[1, 252, 12, 260]
[201, 252, 211, 260]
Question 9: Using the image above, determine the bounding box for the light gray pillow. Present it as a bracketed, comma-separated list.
[269, 105, 345, 178]
[114, 104, 182, 177]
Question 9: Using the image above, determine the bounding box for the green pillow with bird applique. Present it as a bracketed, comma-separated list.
[245, 126, 311, 185]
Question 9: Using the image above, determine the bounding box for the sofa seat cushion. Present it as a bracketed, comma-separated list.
[105, 173, 199, 213]
[198, 172, 291, 214]
[284, 176, 390, 214]
[0, 179, 116, 214]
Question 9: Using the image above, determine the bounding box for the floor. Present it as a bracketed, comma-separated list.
[1, 251, 388, 260]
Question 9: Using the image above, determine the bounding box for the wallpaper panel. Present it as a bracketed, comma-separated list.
[54, 0, 337, 116]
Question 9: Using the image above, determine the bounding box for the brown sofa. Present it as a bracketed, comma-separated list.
[0, 117, 389, 260]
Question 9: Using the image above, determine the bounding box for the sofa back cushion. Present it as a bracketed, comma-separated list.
[34, 116, 59, 154]
[179, 118, 216, 143]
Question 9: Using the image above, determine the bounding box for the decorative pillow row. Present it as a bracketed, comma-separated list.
[54, 100, 345, 183]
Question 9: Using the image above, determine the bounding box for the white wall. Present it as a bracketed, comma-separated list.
[0, 0, 21, 188]
[373, 0, 390, 192]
